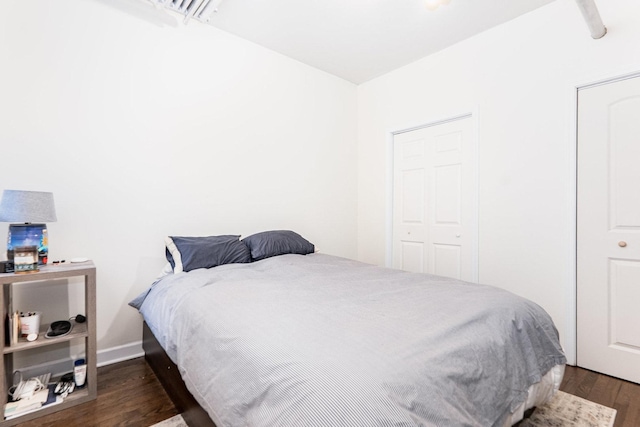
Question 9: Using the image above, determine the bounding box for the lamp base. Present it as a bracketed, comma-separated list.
[7, 224, 49, 265]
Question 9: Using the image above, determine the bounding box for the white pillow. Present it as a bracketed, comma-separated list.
[164, 236, 184, 274]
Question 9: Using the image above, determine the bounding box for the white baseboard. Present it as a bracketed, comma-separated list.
[14, 341, 144, 380]
[14, 358, 75, 381]
[97, 340, 144, 367]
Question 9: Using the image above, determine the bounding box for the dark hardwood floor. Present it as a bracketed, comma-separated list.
[560, 365, 640, 427]
[17, 357, 178, 427]
[9, 359, 640, 426]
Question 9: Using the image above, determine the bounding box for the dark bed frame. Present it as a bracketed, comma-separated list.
[143, 322, 217, 427]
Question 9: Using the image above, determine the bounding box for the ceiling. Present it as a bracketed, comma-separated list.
[206, 0, 556, 84]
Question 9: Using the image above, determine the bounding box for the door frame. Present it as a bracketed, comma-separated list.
[570, 69, 640, 367]
[385, 109, 479, 283]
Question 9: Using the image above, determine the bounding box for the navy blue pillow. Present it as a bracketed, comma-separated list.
[165, 235, 251, 273]
[242, 230, 314, 261]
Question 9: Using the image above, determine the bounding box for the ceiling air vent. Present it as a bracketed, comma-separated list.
[150, 0, 223, 24]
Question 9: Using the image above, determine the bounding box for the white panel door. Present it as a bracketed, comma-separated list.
[577, 75, 640, 384]
[392, 117, 475, 281]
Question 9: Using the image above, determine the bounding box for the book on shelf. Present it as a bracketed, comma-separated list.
[4, 384, 62, 420]
[4, 308, 20, 346]
[12, 311, 19, 345]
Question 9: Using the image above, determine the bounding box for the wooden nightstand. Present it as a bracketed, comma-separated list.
[0, 262, 97, 426]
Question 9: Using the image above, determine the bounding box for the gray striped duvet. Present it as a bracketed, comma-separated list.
[134, 253, 566, 427]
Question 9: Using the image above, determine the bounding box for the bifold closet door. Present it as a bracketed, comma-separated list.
[392, 117, 475, 281]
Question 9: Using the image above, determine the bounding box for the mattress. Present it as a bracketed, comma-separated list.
[132, 253, 566, 426]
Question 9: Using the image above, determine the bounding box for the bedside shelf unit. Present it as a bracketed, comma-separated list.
[0, 262, 97, 426]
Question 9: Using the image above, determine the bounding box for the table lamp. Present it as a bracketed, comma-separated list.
[0, 190, 57, 268]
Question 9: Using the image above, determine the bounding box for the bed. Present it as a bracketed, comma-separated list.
[131, 232, 566, 427]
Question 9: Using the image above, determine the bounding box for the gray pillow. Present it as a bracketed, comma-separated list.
[242, 230, 314, 261]
[165, 235, 251, 273]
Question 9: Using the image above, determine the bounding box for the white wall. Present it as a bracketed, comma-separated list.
[357, 0, 640, 363]
[0, 0, 357, 360]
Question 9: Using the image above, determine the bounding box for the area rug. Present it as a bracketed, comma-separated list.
[519, 390, 616, 427]
[151, 414, 187, 427]
[150, 391, 616, 427]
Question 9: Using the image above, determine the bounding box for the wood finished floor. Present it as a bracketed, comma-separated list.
[17, 357, 178, 427]
[561, 365, 640, 427]
[11, 359, 640, 426]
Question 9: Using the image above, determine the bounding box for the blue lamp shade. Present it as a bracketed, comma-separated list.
[0, 190, 57, 266]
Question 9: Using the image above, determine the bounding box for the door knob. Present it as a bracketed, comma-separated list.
[456, 234, 461, 238]
[619, 241, 627, 248]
